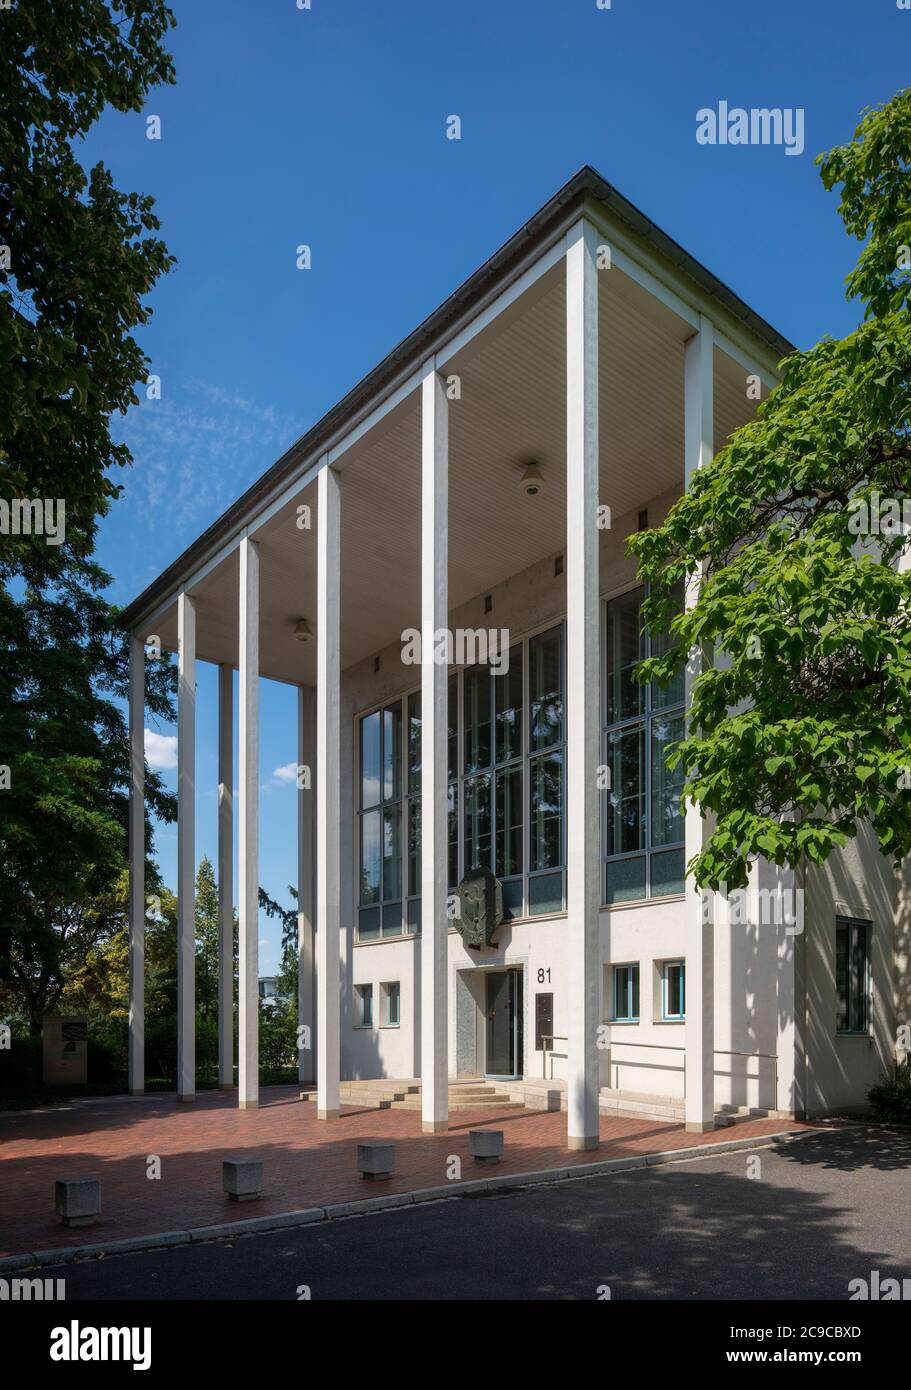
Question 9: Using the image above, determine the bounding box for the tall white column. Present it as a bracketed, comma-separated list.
[217, 664, 234, 1090]
[238, 537, 260, 1110]
[316, 463, 341, 1119]
[684, 314, 715, 1132]
[177, 592, 196, 1102]
[128, 634, 145, 1095]
[565, 219, 601, 1151]
[421, 364, 449, 1135]
[297, 684, 316, 1086]
[774, 858, 800, 1117]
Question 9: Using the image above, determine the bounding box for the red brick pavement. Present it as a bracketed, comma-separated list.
[0, 1087, 808, 1257]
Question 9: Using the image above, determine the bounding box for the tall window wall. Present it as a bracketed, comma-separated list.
[356, 624, 566, 941]
[603, 585, 686, 903]
[356, 596, 687, 942]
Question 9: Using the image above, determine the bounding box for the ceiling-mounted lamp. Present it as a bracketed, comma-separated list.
[293, 617, 313, 642]
[519, 460, 545, 498]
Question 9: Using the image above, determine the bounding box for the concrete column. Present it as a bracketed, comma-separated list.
[684, 314, 715, 1132]
[420, 364, 449, 1135]
[177, 591, 196, 1102]
[565, 219, 601, 1151]
[217, 664, 234, 1089]
[128, 634, 145, 1095]
[774, 858, 801, 1117]
[297, 684, 316, 1085]
[316, 463, 341, 1119]
[238, 537, 260, 1110]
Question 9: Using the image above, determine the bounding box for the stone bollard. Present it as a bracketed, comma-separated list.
[357, 1142, 395, 1182]
[55, 1178, 101, 1228]
[469, 1129, 504, 1165]
[222, 1158, 263, 1203]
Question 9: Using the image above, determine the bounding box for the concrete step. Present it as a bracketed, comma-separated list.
[392, 1097, 523, 1111]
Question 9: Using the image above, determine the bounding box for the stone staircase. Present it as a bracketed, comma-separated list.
[300, 1078, 773, 1125]
[497, 1078, 772, 1126]
[300, 1078, 523, 1111]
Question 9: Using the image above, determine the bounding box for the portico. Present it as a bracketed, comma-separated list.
[121, 166, 790, 1145]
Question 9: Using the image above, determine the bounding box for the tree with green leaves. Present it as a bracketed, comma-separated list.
[0, 0, 176, 545]
[195, 856, 219, 1021]
[631, 87, 911, 891]
[0, 1, 177, 1031]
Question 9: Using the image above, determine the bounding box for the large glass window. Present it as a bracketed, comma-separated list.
[356, 627, 565, 938]
[358, 702, 407, 941]
[604, 586, 685, 904]
[835, 918, 871, 1034]
[461, 640, 530, 919]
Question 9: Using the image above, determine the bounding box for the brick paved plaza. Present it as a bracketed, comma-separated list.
[0, 1087, 807, 1258]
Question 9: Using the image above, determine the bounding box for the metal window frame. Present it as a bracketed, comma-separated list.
[602, 583, 685, 906]
[612, 962, 640, 1022]
[356, 695, 409, 941]
[835, 915, 872, 1036]
[355, 619, 567, 939]
[661, 959, 686, 1021]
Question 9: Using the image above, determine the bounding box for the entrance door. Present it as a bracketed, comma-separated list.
[485, 970, 522, 1078]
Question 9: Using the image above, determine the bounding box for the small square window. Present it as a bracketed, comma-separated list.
[613, 964, 640, 1021]
[355, 984, 373, 1028]
[662, 961, 685, 1021]
[382, 981, 401, 1027]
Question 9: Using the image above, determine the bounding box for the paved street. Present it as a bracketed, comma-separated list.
[31, 1127, 910, 1301]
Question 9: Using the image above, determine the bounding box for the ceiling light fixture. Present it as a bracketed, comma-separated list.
[520, 460, 544, 497]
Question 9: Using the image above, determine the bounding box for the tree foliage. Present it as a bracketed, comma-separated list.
[0, 0, 176, 556]
[0, 1, 177, 1027]
[630, 87, 911, 890]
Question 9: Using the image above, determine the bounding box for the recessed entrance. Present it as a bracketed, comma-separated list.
[485, 968, 523, 1080]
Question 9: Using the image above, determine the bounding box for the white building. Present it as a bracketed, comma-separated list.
[121, 167, 910, 1144]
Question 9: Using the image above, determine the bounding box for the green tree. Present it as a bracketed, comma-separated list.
[0, 565, 176, 1031]
[0, 0, 176, 551]
[195, 856, 219, 1021]
[0, 1, 177, 1031]
[630, 87, 911, 890]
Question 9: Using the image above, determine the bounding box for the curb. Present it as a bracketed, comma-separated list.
[1, 1126, 829, 1272]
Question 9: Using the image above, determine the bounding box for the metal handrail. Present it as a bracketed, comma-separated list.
[540, 1033, 568, 1080]
[603, 1039, 778, 1105]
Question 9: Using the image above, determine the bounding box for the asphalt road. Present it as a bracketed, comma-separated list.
[30, 1127, 911, 1301]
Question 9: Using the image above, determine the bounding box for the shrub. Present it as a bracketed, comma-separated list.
[868, 1060, 911, 1125]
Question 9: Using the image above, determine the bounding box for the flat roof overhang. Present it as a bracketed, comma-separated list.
[118, 164, 796, 641]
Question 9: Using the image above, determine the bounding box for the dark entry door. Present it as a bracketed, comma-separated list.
[486, 970, 519, 1077]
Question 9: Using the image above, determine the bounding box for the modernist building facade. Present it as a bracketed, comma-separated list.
[121, 168, 909, 1145]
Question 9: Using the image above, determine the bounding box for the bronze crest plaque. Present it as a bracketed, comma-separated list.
[456, 867, 503, 950]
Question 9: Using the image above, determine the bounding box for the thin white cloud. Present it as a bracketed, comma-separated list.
[272, 762, 298, 785]
[145, 729, 178, 770]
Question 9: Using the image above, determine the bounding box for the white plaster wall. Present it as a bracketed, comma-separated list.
[803, 822, 904, 1116]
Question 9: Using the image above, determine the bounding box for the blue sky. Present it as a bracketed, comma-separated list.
[83, 0, 907, 971]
